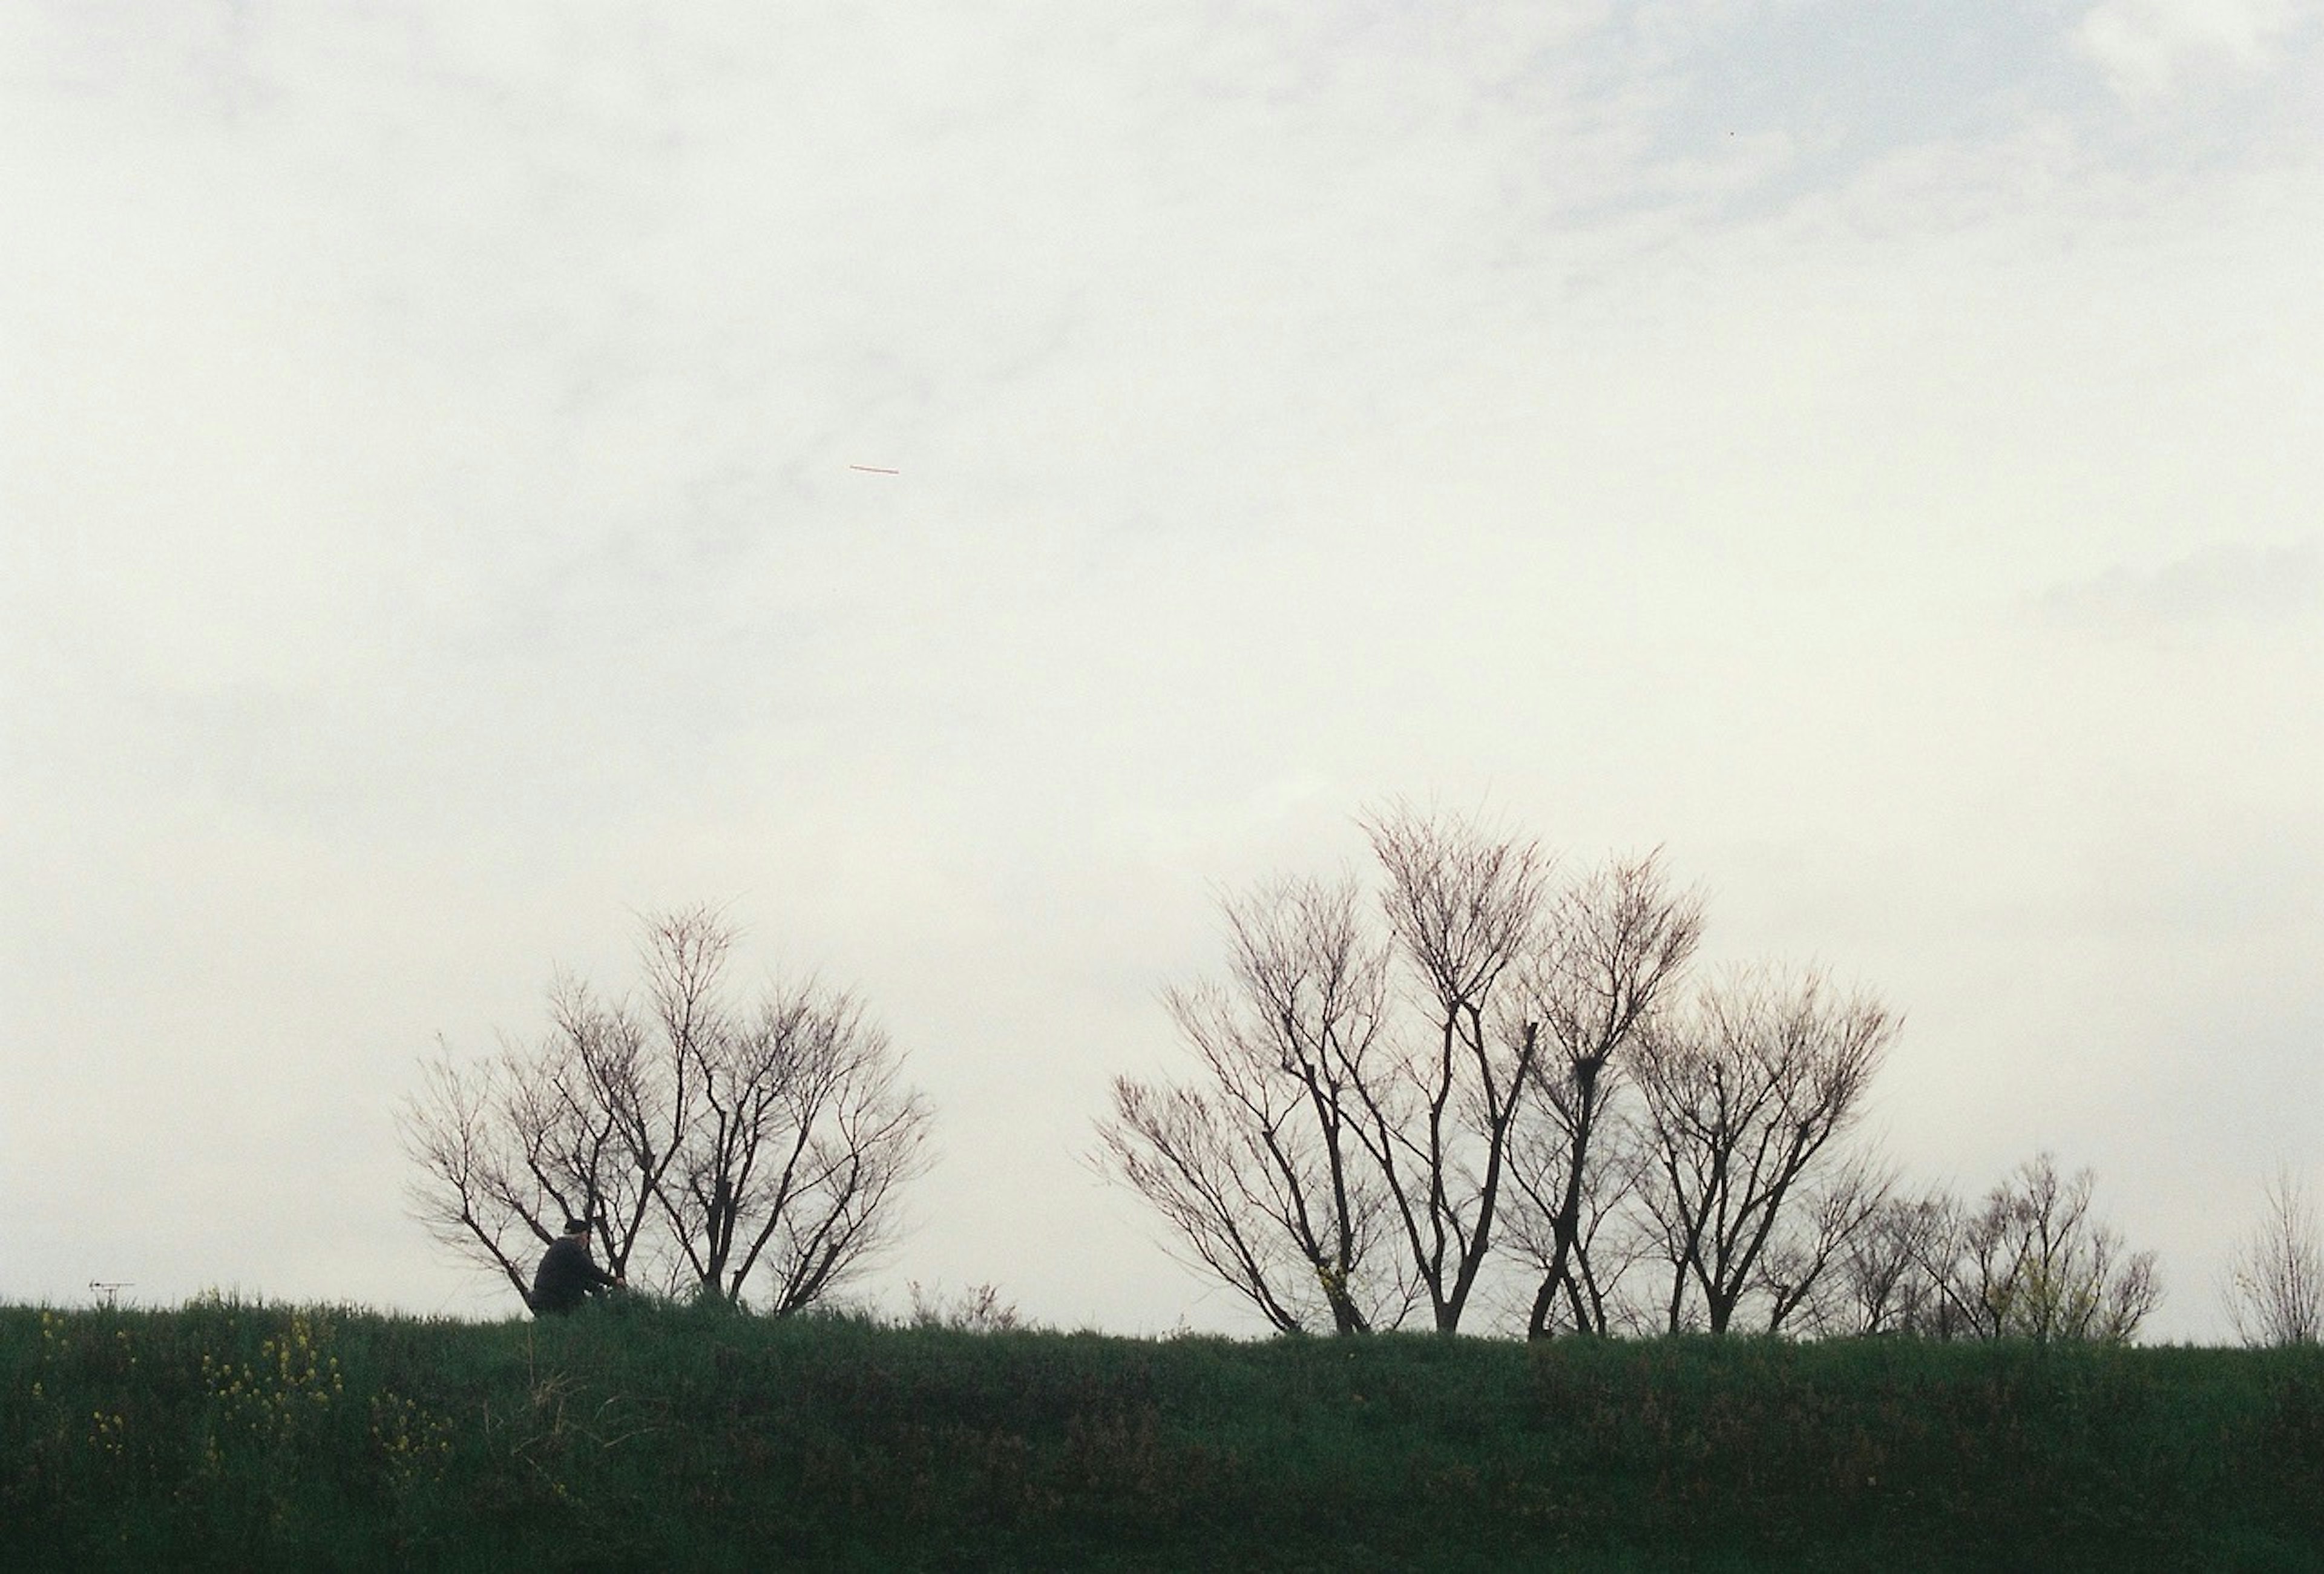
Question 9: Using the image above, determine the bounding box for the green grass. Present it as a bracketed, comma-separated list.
[5, 1296, 2321, 1570]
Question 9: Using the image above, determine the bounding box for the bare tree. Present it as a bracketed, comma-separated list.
[398, 1054, 543, 1305]
[1823, 1188, 1957, 1336]
[661, 982, 933, 1313]
[1753, 1150, 1894, 1336]
[1505, 853, 1704, 1338]
[1633, 965, 1897, 1333]
[1928, 1153, 2161, 1343]
[1501, 1107, 1658, 1336]
[1098, 804, 1552, 1336]
[1353, 804, 1554, 1333]
[1095, 876, 1410, 1334]
[526, 974, 663, 1277]
[2223, 1165, 2322, 1346]
[396, 978, 660, 1302]
[400, 906, 933, 1314]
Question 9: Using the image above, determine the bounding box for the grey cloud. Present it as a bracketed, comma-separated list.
[2040, 541, 2323, 629]
[5, 0, 2320, 1337]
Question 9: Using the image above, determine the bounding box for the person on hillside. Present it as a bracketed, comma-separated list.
[530, 1216, 624, 1316]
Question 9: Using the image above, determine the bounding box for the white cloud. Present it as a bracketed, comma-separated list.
[2076, 0, 2305, 97]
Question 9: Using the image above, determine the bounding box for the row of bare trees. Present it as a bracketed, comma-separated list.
[1095, 804, 2173, 1342]
[1817, 1155, 2161, 1340]
[399, 906, 933, 1313]
[395, 850, 2299, 1344]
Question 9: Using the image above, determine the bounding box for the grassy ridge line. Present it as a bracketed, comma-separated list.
[4, 1297, 2321, 1572]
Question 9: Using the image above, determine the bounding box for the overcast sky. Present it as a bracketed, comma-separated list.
[3, 1, 2318, 1340]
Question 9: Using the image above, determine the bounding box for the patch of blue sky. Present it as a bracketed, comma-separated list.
[1619, 1, 2105, 215]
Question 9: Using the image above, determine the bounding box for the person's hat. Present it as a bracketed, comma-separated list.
[563, 1216, 591, 1235]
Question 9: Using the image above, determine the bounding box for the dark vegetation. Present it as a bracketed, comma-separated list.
[8, 1296, 2322, 1572]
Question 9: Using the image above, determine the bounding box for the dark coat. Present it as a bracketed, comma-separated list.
[530, 1234, 620, 1315]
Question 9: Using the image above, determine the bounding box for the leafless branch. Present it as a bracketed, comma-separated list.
[1095, 874, 1408, 1334]
[402, 907, 931, 1314]
[1633, 963, 1897, 1333]
[2223, 1165, 2324, 1346]
[1356, 802, 1553, 1332]
[1508, 851, 1703, 1337]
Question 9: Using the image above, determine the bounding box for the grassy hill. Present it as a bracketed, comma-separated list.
[5, 1296, 2321, 1570]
